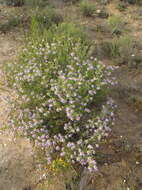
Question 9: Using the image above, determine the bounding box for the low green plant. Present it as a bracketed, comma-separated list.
[107, 15, 126, 35]
[125, 0, 142, 5]
[109, 35, 135, 64]
[45, 22, 89, 44]
[5, 0, 24, 6]
[111, 35, 134, 56]
[0, 16, 22, 32]
[5, 0, 49, 6]
[96, 36, 141, 66]
[5, 20, 116, 173]
[116, 2, 127, 12]
[24, 0, 49, 7]
[128, 95, 142, 111]
[99, 0, 110, 5]
[32, 7, 63, 30]
[80, 0, 96, 17]
[63, 0, 80, 3]
[8, 16, 22, 26]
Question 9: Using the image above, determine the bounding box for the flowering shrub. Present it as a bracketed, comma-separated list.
[7, 23, 116, 172]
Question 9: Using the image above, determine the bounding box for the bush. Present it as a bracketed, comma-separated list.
[5, 0, 49, 7]
[99, 0, 110, 5]
[107, 15, 126, 35]
[32, 7, 63, 30]
[94, 35, 141, 66]
[80, 0, 96, 17]
[6, 22, 116, 172]
[125, 0, 142, 5]
[63, 0, 80, 3]
[24, 0, 49, 7]
[5, 0, 24, 6]
[0, 16, 22, 32]
[110, 35, 135, 63]
[116, 2, 127, 12]
[102, 35, 135, 65]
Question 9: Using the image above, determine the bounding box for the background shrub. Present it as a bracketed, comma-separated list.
[100, 35, 135, 65]
[80, 0, 96, 17]
[32, 7, 63, 30]
[63, 0, 80, 3]
[5, 0, 49, 7]
[107, 15, 126, 35]
[125, 0, 142, 5]
[5, 0, 24, 6]
[116, 2, 127, 12]
[24, 0, 49, 7]
[0, 15, 22, 32]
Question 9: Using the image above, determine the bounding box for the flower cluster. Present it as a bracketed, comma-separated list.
[8, 28, 116, 172]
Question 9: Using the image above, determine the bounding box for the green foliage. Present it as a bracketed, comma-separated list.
[24, 0, 49, 7]
[125, 0, 142, 5]
[6, 19, 115, 173]
[29, 18, 89, 46]
[63, 0, 80, 3]
[80, 0, 96, 17]
[8, 16, 22, 27]
[5, 0, 49, 6]
[128, 95, 142, 111]
[5, 6, 63, 32]
[111, 35, 134, 57]
[107, 15, 125, 35]
[108, 35, 135, 64]
[45, 22, 89, 45]
[93, 35, 136, 65]
[116, 2, 127, 12]
[99, 0, 110, 5]
[31, 7, 63, 31]
[0, 16, 22, 32]
[5, 0, 24, 6]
